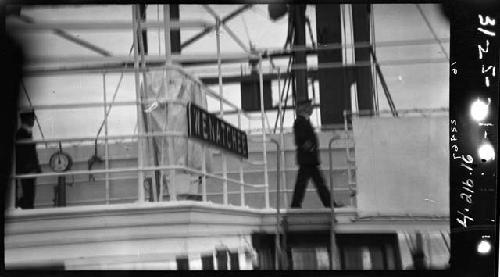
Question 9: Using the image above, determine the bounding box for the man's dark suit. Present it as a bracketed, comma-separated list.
[16, 127, 40, 209]
[291, 115, 331, 208]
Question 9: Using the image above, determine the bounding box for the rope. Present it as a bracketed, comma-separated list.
[20, 81, 48, 148]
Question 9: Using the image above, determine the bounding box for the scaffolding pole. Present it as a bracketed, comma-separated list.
[215, 17, 228, 206]
[259, 54, 270, 209]
[162, 4, 176, 202]
[102, 73, 110, 204]
[131, 5, 145, 203]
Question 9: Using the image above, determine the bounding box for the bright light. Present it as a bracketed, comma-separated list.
[477, 239, 492, 254]
[470, 99, 489, 121]
[478, 143, 495, 162]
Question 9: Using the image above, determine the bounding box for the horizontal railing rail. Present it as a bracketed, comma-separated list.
[7, 19, 214, 31]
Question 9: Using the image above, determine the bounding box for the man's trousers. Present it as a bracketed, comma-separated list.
[291, 165, 331, 208]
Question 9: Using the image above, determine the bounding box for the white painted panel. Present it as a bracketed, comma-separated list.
[353, 115, 449, 216]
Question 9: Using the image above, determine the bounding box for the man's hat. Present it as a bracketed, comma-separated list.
[20, 109, 35, 120]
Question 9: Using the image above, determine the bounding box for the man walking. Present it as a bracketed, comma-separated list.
[16, 109, 41, 209]
[291, 99, 341, 209]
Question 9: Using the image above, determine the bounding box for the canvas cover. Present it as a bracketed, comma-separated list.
[140, 68, 213, 197]
[352, 114, 449, 217]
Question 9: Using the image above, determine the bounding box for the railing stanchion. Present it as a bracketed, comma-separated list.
[343, 110, 354, 206]
[269, 138, 281, 270]
[215, 16, 228, 206]
[238, 110, 245, 207]
[132, 5, 145, 203]
[10, 144, 17, 210]
[102, 73, 110, 204]
[258, 54, 270, 209]
[202, 145, 207, 202]
[328, 137, 340, 270]
[201, 88, 208, 203]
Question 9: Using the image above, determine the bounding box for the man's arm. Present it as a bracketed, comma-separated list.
[294, 119, 314, 152]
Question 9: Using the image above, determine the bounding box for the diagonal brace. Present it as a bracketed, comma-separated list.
[181, 4, 252, 50]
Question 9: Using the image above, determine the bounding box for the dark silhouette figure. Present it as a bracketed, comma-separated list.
[291, 99, 341, 208]
[1, 6, 25, 213]
[16, 110, 41, 209]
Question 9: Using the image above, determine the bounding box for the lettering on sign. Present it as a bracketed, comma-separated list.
[188, 103, 248, 158]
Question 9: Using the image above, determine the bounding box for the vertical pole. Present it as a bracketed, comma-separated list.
[344, 111, 354, 207]
[328, 138, 340, 269]
[202, 145, 207, 202]
[102, 73, 110, 204]
[164, 5, 176, 201]
[238, 110, 245, 207]
[277, 68, 288, 207]
[292, 5, 309, 103]
[10, 145, 16, 210]
[132, 5, 145, 203]
[163, 5, 172, 64]
[274, 139, 281, 270]
[247, 117, 251, 133]
[258, 55, 270, 209]
[201, 89, 207, 202]
[216, 17, 228, 206]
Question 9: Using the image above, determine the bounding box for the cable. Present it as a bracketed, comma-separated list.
[273, 56, 293, 133]
[415, 4, 449, 61]
[369, 4, 380, 115]
[305, 16, 316, 49]
[96, 71, 125, 139]
[20, 81, 48, 148]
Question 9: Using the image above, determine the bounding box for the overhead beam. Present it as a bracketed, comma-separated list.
[23, 57, 448, 76]
[7, 19, 214, 31]
[25, 52, 258, 65]
[14, 14, 112, 56]
[200, 71, 319, 85]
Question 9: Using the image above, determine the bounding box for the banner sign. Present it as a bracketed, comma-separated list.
[188, 103, 248, 158]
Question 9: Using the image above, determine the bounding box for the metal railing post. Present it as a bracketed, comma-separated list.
[163, 4, 176, 202]
[277, 67, 288, 206]
[215, 16, 228, 206]
[258, 54, 270, 209]
[102, 73, 110, 204]
[238, 109, 245, 207]
[343, 110, 355, 206]
[10, 144, 17, 210]
[131, 5, 145, 203]
[201, 90, 207, 203]
[269, 138, 281, 270]
[163, 5, 172, 64]
[328, 137, 340, 270]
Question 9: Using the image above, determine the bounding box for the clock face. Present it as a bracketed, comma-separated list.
[50, 152, 72, 172]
